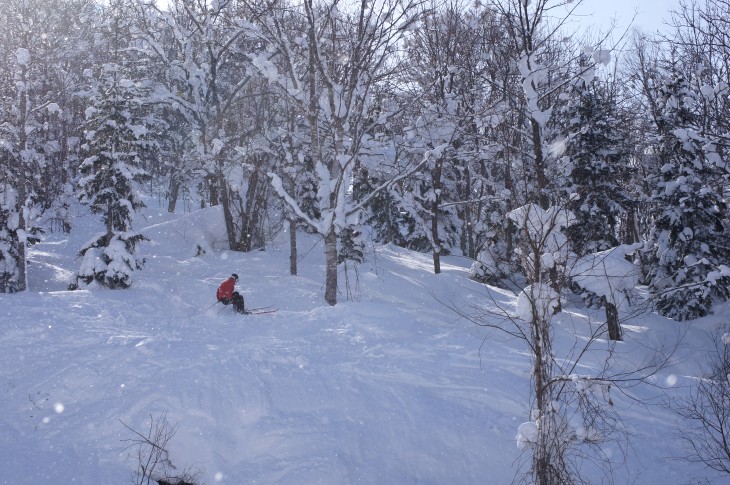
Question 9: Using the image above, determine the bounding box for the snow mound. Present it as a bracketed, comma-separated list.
[571, 243, 642, 308]
[142, 205, 228, 257]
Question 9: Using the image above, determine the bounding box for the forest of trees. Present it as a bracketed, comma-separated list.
[2, 0, 728, 311]
[2, 0, 730, 482]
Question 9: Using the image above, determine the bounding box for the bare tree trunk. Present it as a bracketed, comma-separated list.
[431, 158, 443, 274]
[603, 296, 622, 341]
[16, 62, 28, 292]
[219, 171, 237, 250]
[167, 170, 181, 213]
[208, 174, 219, 207]
[305, 0, 339, 305]
[324, 228, 338, 306]
[432, 213, 441, 275]
[532, 311, 558, 485]
[240, 162, 264, 252]
[289, 219, 297, 276]
[503, 122, 517, 265]
[531, 118, 549, 210]
[466, 180, 475, 260]
[622, 209, 640, 245]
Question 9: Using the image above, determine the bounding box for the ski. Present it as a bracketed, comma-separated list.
[246, 305, 275, 312]
[244, 306, 277, 315]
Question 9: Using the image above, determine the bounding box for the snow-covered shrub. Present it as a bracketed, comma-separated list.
[70, 231, 147, 289]
[469, 244, 512, 285]
[571, 244, 641, 310]
[517, 283, 561, 322]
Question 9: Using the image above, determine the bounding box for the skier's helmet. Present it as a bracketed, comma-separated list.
[232, 273, 239, 281]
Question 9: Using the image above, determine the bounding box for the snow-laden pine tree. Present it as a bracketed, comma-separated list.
[0, 187, 33, 293]
[558, 72, 634, 257]
[644, 71, 730, 320]
[71, 6, 151, 289]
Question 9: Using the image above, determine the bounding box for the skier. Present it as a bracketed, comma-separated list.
[216, 273, 246, 314]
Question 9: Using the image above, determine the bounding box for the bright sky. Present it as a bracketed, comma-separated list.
[574, 0, 683, 34]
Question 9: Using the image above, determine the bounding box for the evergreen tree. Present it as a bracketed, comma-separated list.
[559, 74, 634, 256]
[644, 71, 730, 320]
[71, 34, 151, 289]
[357, 169, 425, 250]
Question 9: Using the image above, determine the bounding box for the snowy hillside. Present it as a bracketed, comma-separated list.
[0, 204, 724, 484]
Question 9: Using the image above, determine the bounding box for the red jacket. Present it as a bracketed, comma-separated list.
[217, 277, 236, 301]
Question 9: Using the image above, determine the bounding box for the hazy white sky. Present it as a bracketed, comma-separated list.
[574, 0, 683, 34]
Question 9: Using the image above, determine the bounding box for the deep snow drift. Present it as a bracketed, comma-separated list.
[0, 202, 725, 484]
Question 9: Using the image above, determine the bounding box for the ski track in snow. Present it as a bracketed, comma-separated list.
[0, 204, 724, 484]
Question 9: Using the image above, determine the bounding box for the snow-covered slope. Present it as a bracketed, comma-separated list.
[0, 204, 724, 484]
